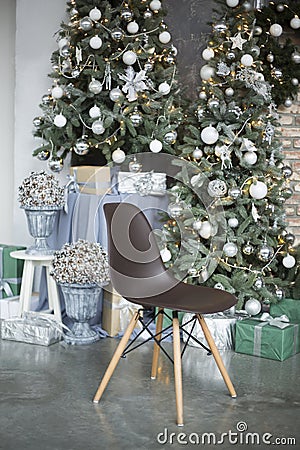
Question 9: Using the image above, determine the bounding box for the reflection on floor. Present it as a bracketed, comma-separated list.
[0, 335, 299, 450]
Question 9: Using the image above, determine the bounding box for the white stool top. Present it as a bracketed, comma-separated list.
[10, 250, 55, 262]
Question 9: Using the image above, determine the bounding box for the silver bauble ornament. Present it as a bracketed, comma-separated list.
[282, 165, 293, 178]
[281, 187, 293, 199]
[33, 117, 42, 127]
[245, 298, 261, 316]
[109, 88, 123, 102]
[168, 202, 184, 218]
[257, 244, 274, 262]
[188, 267, 198, 276]
[199, 221, 212, 239]
[120, 8, 133, 22]
[129, 158, 142, 173]
[284, 233, 295, 245]
[111, 28, 125, 42]
[271, 67, 282, 79]
[253, 277, 264, 290]
[226, 51, 236, 60]
[275, 288, 284, 300]
[292, 78, 299, 86]
[276, 3, 284, 12]
[80, 16, 93, 31]
[143, 9, 153, 19]
[160, 247, 172, 263]
[144, 61, 154, 72]
[88, 79, 102, 94]
[42, 94, 52, 105]
[254, 26, 263, 35]
[74, 136, 89, 155]
[266, 53, 274, 63]
[92, 120, 105, 135]
[165, 54, 175, 65]
[251, 45, 260, 57]
[198, 91, 207, 100]
[214, 282, 225, 290]
[213, 21, 227, 33]
[71, 69, 80, 78]
[223, 242, 238, 257]
[243, 243, 254, 255]
[192, 147, 203, 159]
[228, 187, 241, 199]
[208, 98, 220, 109]
[37, 150, 50, 161]
[284, 98, 293, 108]
[292, 52, 300, 64]
[192, 220, 202, 231]
[48, 158, 63, 173]
[89, 105, 101, 119]
[243, 1, 252, 11]
[164, 131, 177, 145]
[60, 45, 70, 58]
[207, 179, 227, 197]
[130, 110, 143, 127]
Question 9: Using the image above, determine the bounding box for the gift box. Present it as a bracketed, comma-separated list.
[270, 299, 300, 322]
[0, 244, 26, 299]
[0, 294, 40, 320]
[235, 318, 300, 361]
[0, 312, 64, 346]
[70, 166, 111, 195]
[102, 284, 142, 336]
[118, 171, 166, 196]
[182, 313, 238, 350]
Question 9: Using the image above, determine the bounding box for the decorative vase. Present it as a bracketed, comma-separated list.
[23, 205, 62, 255]
[60, 283, 102, 345]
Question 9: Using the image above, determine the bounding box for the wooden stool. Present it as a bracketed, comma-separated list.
[10, 250, 62, 322]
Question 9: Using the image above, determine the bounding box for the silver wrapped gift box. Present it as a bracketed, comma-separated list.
[182, 313, 238, 350]
[0, 313, 65, 346]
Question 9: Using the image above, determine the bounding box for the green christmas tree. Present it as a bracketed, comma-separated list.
[32, 0, 183, 172]
[162, 0, 299, 311]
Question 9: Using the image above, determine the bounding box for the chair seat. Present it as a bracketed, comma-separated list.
[125, 282, 236, 315]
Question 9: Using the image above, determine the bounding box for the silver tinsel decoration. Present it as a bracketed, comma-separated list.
[51, 239, 110, 285]
[18, 171, 65, 208]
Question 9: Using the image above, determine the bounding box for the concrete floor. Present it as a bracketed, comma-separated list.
[0, 334, 299, 450]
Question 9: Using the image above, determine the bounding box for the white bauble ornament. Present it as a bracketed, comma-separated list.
[89, 78, 102, 94]
[199, 221, 212, 239]
[243, 151, 257, 165]
[150, 0, 162, 11]
[89, 105, 101, 118]
[226, 0, 239, 7]
[192, 147, 203, 159]
[199, 91, 207, 100]
[158, 82, 171, 95]
[54, 113, 67, 128]
[201, 125, 219, 145]
[127, 21, 139, 34]
[202, 48, 214, 60]
[112, 148, 126, 164]
[200, 65, 215, 80]
[122, 50, 137, 65]
[223, 242, 238, 257]
[282, 254, 296, 268]
[58, 37, 69, 49]
[159, 31, 171, 44]
[245, 298, 261, 316]
[89, 35, 102, 49]
[269, 23, 283, 37]
[249, 180, 268, 199]
[290, 16, 300, 29]
[92, 120, 105, 135]
[160, 247, 172, 263]
[109, 87, 123, 102]
[241, 54, 253, 67]
[228, 217, 239, 228]
[89, 7, 101, 21]
[51, 86, 64, 99]
[292, 78, 299, 86]
[149, 139, 163, 153]
[225, 87, 234, 96]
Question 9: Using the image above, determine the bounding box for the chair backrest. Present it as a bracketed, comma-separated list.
[103, 202, 171, 299]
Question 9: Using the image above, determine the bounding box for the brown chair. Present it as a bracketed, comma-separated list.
[93, 202, 237, 426]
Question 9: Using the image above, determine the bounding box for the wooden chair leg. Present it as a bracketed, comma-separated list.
[196, 314, 237, 398]
[173, 312, 184, 426]
[151, 307, 164, 380]
[93, 311, 140, 403]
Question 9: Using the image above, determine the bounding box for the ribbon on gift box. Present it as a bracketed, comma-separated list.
[0, 247, 22, 299]
[253, 312, 298, 357]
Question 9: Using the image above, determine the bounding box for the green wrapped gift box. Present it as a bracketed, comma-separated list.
[0, 244, 26, 299]
[235, 318, 300, 361]
[270, 299, 300, 322]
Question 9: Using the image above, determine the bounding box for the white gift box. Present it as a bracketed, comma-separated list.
[182, 313, 238, 350]
[118, 171, 166, 195]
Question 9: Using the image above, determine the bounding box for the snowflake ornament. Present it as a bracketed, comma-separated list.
[118, 67, 149, 102]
